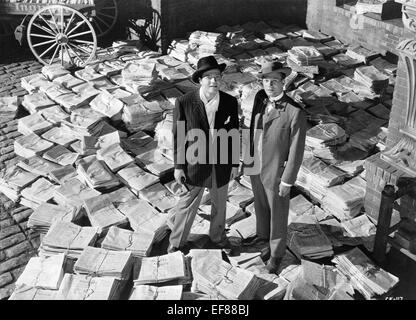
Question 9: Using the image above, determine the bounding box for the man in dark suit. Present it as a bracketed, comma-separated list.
[168, 56, 240, 253]
[244, 61, 307, 273]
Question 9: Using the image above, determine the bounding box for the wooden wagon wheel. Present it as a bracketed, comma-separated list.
[143, 9, 161, 50]
[88, 0, 118, 38]
[27, 5, 97, 67]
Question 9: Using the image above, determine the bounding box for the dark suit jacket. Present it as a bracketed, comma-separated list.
[247, 90, 307, 190]
[173, 89, 239, 188]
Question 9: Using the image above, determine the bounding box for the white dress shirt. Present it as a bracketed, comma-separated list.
[199, 88, 219, 130]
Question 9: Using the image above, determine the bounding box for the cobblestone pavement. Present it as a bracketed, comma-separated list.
[0, 54, 43, 299]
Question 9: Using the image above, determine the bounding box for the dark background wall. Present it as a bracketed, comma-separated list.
[150, 0, 308, 53]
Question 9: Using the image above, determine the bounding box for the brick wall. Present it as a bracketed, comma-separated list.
[306, 0, 405, 56]
[151, 0, 307, 53]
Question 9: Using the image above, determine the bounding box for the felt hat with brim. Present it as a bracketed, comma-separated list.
[191, 55, 226, 83]
[257, 61, 291, 79]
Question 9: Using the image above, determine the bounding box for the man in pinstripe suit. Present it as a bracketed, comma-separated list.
[168, 56, 240, 253]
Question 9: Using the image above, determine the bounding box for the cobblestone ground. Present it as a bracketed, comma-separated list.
[0, 53, 43, 299]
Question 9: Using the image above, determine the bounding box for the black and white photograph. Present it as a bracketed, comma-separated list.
[0, 0, 415, 309]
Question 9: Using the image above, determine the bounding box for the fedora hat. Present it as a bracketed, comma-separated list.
[257, 61, 291, 79]
[191, 55, 226, 83]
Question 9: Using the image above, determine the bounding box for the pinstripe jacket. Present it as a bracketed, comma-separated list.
[173, 89, 239, 188]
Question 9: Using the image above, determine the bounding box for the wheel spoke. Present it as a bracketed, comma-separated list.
[67, 43, 84, 62]
[64, 44, 74, 66]
[60, 44, 64, 66]
[95, 15, 110, 28]
[66, 20, 86, 37]
[64, 12, 76, 34]
[36, 16, 58, 35]
[68, 30, 93, 39]
[68, 42, 91, 55]
[33, 38, 57, 48]
[60, 7, 64, 34]
[48, 45, 60, 64]
[39, 42, 57, 58]
[49, 9, 61, 33]
[31, 33, 55, 39]
[72, 39, 95, 45]
[97, 12, 114, 19]
[93, 19, 104, 35]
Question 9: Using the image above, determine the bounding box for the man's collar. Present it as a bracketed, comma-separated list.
[268, 92, 284, 102]
[199, 87, 219, 105]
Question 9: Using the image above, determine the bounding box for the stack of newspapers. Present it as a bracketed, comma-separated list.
[191, 253, 260, 300]
[28, 203, 81, 234]
[14, 253, 66, 291]
[20, 177, 58, 208]
[76, 155, 120, 190]
[0, 166, 39, 202]
[55, 274, 124, 300]
[121, 95, 164, 132]
[129, 284, 183, 300]
[332, 247, 399, 300]
[117, 198, 168, 243]
[74, 246, 134, 280]
[39, 222, 99, 259]
[134, 251, 191, 285]
[83, 194, 129, 234]
[102, 226, 154, 258]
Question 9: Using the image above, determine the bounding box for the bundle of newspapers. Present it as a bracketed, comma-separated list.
[117, 198, 168, 243]
[284, 259, 354, 300]
[53, 177, 101, 209]
[168, 39, 191, 62]
[136, 148, 174, 177]
[129, 284, 183, 300]
[22, 92, 56, 114]
[354, 65, 389, 94]
[121, 94, 164, 132]
[288, 46, 324, 65]
[332, 247, 399, 300]
[121, 61, 159, 94]
[76, 155, 121, 190]
[191, 251, 261, 300]
[28, 203, 81, 234]
[14, 253, 66, 291]
[0, 166, 39, 202]
[154, 112, 174, 151]
[74, 246, 134, 280]
[83, 194, 129, 234]
[39, 221, 99, 259]
[189, 30, 226, 55]
[306, 123, 347, 149]
[0, 96, 19, 119]
[101, 226, 154, 258]
[322, 176, 367, 221]
[287, 222, 334, 260]
[139, 182, 178, 212]
[296, 156, 348, 201]
[20, 177, 58, 208]
[134, 251, 191, 285]
[55, 274, 124, 300]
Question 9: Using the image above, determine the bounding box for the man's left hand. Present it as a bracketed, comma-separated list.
[278, 183, 291, 197]
[230, 167, 239, 180]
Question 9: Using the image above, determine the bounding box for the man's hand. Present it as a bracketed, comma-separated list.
[278, 183, 291, 197]
[174, 169, 186, 185]
[230, 167, 239, 180]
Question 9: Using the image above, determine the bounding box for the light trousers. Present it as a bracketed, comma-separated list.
[169, 166, 229, 248]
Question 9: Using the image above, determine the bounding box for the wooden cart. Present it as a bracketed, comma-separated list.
[0, 0, 118, 66]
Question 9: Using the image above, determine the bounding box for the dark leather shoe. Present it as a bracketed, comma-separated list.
[265, 257, 283, 274]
